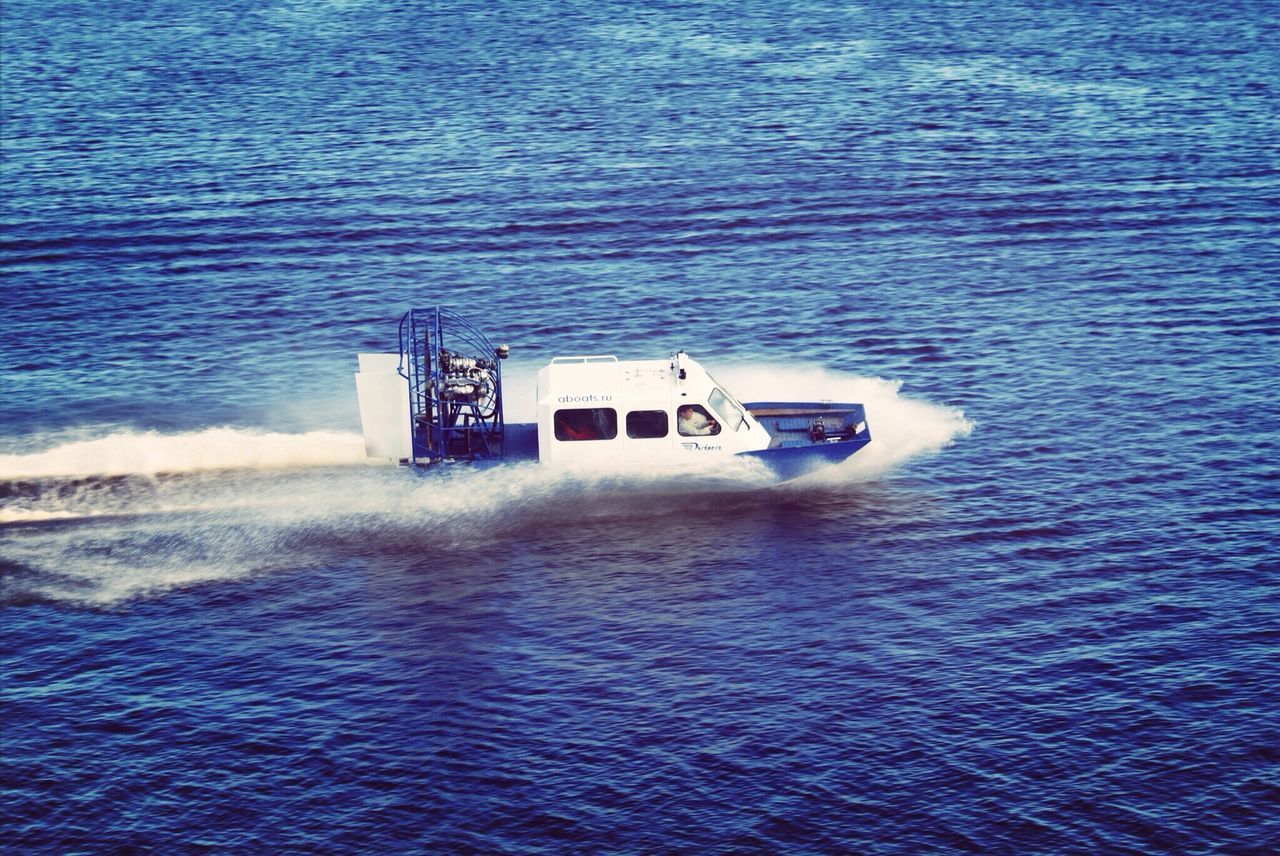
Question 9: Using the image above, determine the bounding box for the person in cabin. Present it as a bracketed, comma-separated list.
[677, 405, 718, 436]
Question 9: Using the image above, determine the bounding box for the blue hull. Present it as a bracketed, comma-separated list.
[738, 435, 871, 482]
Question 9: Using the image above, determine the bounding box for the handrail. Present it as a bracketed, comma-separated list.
[550, 355, 618, 364]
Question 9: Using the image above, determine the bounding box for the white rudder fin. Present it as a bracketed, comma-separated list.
[355, 353, 411, 461]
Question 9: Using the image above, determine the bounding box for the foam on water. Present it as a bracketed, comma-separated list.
[0, 427, 368, 480]
[0, 365, 970, 605]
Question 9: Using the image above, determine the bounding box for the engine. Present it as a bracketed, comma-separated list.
[439, 348, 497, 415]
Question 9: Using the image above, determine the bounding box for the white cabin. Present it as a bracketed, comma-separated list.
[535, 352, 772, 467]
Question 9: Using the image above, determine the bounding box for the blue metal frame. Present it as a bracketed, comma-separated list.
[398, 307, 506, 466]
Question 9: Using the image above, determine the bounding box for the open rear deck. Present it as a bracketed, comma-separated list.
[745, 402, 868, 449]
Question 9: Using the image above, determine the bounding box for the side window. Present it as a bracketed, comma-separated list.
[708, 388, 747, 431]
[676, 404, 721, 437]
[626, 410, 669, 439]
[554, 408, 617, 441]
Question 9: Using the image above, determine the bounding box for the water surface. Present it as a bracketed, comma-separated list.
[2, 0, 1277, 851]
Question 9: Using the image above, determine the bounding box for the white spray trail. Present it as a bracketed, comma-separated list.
[0, 427, 368, 480]
[0, 363, 972, 605]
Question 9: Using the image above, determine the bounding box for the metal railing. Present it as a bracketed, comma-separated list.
[398, 307, 506, 466]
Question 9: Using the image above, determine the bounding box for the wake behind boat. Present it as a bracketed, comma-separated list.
[355, 307, 870, 483]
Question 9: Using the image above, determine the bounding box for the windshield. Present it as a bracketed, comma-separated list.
[707, 388, 746, 432]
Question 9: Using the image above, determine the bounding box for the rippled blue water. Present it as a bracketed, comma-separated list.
[3, 1, 1278, 852]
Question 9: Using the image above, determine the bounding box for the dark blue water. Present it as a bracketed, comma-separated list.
[3, 0, 1278, 851]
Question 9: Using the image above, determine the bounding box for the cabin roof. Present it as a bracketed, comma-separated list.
[542, 355, 684, 397]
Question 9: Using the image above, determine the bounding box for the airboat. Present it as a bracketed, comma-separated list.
[355, 307, 870, 483]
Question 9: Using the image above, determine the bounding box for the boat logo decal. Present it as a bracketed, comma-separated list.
[558, 394, 614, 403]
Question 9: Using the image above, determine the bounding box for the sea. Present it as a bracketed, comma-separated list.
[2, 0, 1277, 852]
